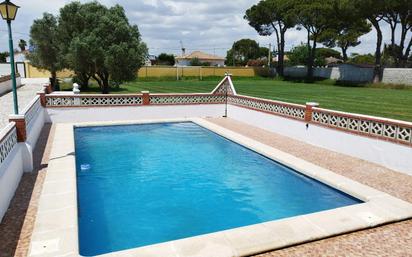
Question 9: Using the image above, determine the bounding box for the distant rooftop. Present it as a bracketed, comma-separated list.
[175, 51, 225, 61]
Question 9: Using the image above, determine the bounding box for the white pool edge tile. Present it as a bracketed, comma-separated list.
[27, 118, 412, 257]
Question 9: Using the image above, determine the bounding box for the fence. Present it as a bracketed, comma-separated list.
[18, 62, 271, 79]
[42, 77, 412, 147]
[137, 66, 271, 78]
[284, 65, 412, 85]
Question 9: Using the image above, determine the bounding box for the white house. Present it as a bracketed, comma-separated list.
[6, 51, 28, 63]
[175, 51, 225, 67]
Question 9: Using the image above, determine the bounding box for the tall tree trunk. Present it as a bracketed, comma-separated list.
[50, 70, 59, 91]
[398, 19, 411, 68]
[271, 23, 282, 76]
[306, 30, 312, 80]
[76, 72, 90, 89]
[306, 32, 316, 81]
[278, 30, 286, 77]
[307, 41, 316, 81]
[341, 45, 348, 62]
[93, 71, 110, 94]
[371, 20, 383, 83]
[402, 38, 412, 67]
[102, 78, 109, 94]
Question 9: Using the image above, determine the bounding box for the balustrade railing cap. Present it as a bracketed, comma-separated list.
[306, 102, 319, 107]
[9, 114, 25, 120]
[141, 91, 150, 94]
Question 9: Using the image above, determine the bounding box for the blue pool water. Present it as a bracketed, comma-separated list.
[75, 122, 361, 256]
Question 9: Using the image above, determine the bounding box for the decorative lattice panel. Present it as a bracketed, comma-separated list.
[46, 96, 142, 107]
[229, 96, 305, 120]
[150, 95, 225, 105]
[46, 96, 75, 107]
[214, 80, 235, 95]
[0, 126, 17, 165]
[312, 111, 412, 144]
[80, 96, 142, 106]
[25, 97, 42, 131]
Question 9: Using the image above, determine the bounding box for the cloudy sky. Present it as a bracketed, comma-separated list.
[0, 0, 406, 58]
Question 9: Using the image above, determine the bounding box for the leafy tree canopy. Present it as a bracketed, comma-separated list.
[292, 0, 337, 79]
[27, 13, 61, 89]
[288, 44, 329, 67]
[317, 48, 342, 59]
[318, 0, 371, 62]
[157, 53, 175, 66]
[58, 2, 148, 93]
[28, 1, 148, 93]
[226, 39, 267, 66]
[349, 53, 375, 65]
[244, 0, 296, 75]
[0, 52, 9, 62]
[18, 39, 27, 52]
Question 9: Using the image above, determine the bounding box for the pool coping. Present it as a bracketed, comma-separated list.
[27, 118, 412, 257]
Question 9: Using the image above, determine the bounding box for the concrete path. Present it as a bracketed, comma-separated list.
[0, 78, 48, 130]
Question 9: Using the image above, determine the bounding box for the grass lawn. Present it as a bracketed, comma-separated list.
[61, 77, 412, 122]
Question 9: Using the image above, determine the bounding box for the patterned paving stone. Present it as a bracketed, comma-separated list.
[0, 78, 48, 130]
[0, 124, 54, 257]
[207, 117, 412, 257]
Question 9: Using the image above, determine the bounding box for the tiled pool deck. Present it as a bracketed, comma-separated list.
[0, 118, 411, 256]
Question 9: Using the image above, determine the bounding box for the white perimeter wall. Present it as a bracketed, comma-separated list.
[284, 66, 412, 85]
[45, 104, 226, 123]
[45, 103, 411, 175]
[0, 106, 46, 222]
[228, 105, 412, 175]
[0, 77, 22, 95]
[0, 145, 23, 222]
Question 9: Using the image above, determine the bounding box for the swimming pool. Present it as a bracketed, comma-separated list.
[74, 122, 361, 256]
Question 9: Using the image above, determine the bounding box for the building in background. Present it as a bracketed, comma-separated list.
[6, 50, 28, 63]
[175, 51, 225, 66]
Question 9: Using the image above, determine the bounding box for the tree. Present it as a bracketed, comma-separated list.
[157, 53, 175, 66]
[319, 1, 371, 62]
[293, 0, 335, 80]
[354, 0, 386, 82]
[349, 53, 375, 65]
[0, 52, 9, 62]
[225, 39, 265, 66]
[57, 1, 91, 88]
[288, 44, 328, 67]
[57, 2, 148, 93]
[18, 39, 27, 52]
[396, 0, 412, 67]
[317, 48, 342, 60]
[27, 13, 61, 90]
[381, 0, 412, 67]
[245, 0, 296, 76]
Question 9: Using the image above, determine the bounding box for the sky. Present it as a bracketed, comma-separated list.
[0, 0, 408, 58]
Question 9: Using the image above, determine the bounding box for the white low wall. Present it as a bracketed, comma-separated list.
[382, 68, 412, 85]
[284, 65, 374, 83]
[284, 66, 412, 85]
[0, 76, 22, 95]
[26, 108, 47, 149]
[0, 100, 47, 221]
[228, 105, 412, 175]
[45, 104, 226, 123]
[0, 137, 23, 222]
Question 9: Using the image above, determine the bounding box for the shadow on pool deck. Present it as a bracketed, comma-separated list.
[0, 124, 53, 257]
